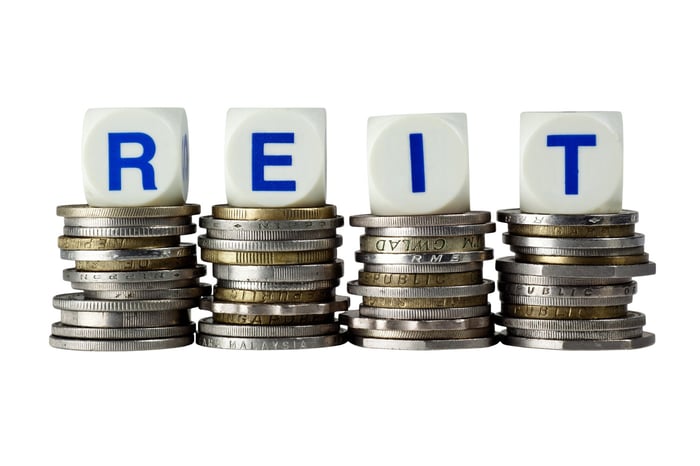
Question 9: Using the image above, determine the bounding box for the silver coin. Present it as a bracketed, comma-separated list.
[503, 232, 645, 249]
[348, 335, 498, 350]
[83, 284, 211, 300]
[60, 309, 191, 328]
[197, 318, 339, 338]
[60, 244, 196, 261]
[51, 322, 195, 339]
[493, 311, 646, 331]
[498, 293, 634, 307]
[340, 310, 491, 331]
[364, 223, 496, 237]
[507, 327, 644, 340]
[206, 228, 337, 241]
[216, 279, 339, 291]
[49, 335, 194, 351]
[200, 215, 343, 231]
[362, 262, 482, 274]
[497, 209, 639, 226]
[350, 211, 491, 227]
[213, 260, 343, 282]
[57, 204, 201, 218]
[196, 330, 346, 350]
[495, 256, 656, 278]
[348, 279, 494, 298]
[500, 330, 655, 350]
[497, 281, 637, 298]
[508, 245, 646, 257]
[72, 278, 201, 291]
[63, 265, 207, 283]
[199, 295, 350, 315]
[349, 326, 494, 340]
[53, 293, 198, 311]
[359, 304, 491, 320]
[356, 249, 493, 265]
[498, 272, 630, 286]
[198, 235, 342, 252]
[63, 216, 192, 227]
[63, 224, 197, 238]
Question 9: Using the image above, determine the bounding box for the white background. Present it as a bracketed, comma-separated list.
[1, 1, 696, 464]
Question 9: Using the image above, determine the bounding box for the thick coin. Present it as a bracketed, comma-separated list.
[213, 260, 343, 282]
[501, 304, 628, 319]
[198, 235, 342, 252]
[498, 281, 637, 298]
[53, 293, 198, 312]
[515, 253, 650, 266]
[348, 335, 498, 350]
[359, 270, 482, 287]
[57, 204, 201, 218]
[75, 256, 197, 271]
[212, 313, 335, 326]
[493, 311, 646, 331]
[365, 223, 496, 237]
[509, 246, 646, 257]
[363, 295, 488, 308]
[83, 284, 211, 300]
[360, 235, 485, 253]
[214, 287, 334, 303]
[200, 215, 343, 231]
[198, 318, 339, 337]
[507, 327, 644, 340]
[63, 216, 192, 227]
[359, 304, 491, 320]
[49, 335, 194, 351]
[356, 249, 493, 265]
[350, 211, 491, 227]
[61, 244, 196, 261]
[499, 293, 634, 307]
[498, 272, 629, 286]
[348, 279, 494, 298]
[58, 236, 180, 250]
[212, 204, 336, 220]
[71, 278, 200, 292]
[496, 257, 657, 278]
[196, 331, 346, 350]
[216, 279, 339, 291]
[500, 330, 655, 350]
[362, 262, 482, 274]
[350, 326, 493, 340]
[60, 309, 191, 328]
[205, 228, 337, 241]
[507, 224, 636, 238]
[51, 322, 195, 339]
[64, 265, 206, 283]
[497, 209, 639, 226]
[201, 248, 335, 265]
[64, 224, 197, 238]
[200, 296, 349, 315]
[340, 310, 491, 331]
[503, 232, 645, 249]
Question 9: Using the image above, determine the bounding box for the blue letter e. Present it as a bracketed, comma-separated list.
[251, 132, 296, 191]
[108, 132, 157, 191]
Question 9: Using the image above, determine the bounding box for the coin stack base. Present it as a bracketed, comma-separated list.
[343, 212, 498, 350]
[197, 204, 347, 350]
[495, 209, 656, 351]
[51, 204, 210, 351]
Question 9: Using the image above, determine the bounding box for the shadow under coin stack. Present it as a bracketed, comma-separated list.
[495, 209, 656, 350]
[341, 213, 499, 350]
[51, 204, 210, 351]
[196, 205, 348, 350]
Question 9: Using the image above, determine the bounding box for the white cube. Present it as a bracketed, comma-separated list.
[367, 113, 470, 215]
[520, 112, 623, 214]
[225, 108, 326, 207]
[82, 108, 189, 207]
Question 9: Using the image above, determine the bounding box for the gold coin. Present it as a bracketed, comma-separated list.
[501, 304, 628, 319]
[214, 287, 335, 303]
[212, 204, 336, 220]
[75, 256, 196, 272]
[360, 235, 485, 253]
[362, 295, 488, 309]
[515, 253, 650, 266]
[58, 236, 179, 250]
[201, 248, 335, 265]
[508, 224, 635, 238]
[351, 326, 493, 340]
[358, 271, 482, 287]
[212, 313, 334, 325]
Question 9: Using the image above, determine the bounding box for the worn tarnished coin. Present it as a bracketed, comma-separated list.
[340, 310, 491, 331]
[497, 209, 639, 226]
[363, 295, 488, 308]
[502, 233, 645, 249]
[348, 279, 494, 298]
[60, 309, 191, 328]
[356, 249, 493, 265]
[63, 216, 192, 228]
[501, 303, 628, 319]
[61, 244, 196, 261]
[498, 281, 637, 298]
[506, 327, 644, 340]
[213, 260, 343, 282]
[494, 311, 646, 331]
[359, 270, 482, 287]
[58, 236, 180, 250]
[49, 335, 194, 351]
[64, 224, 197, 238]
[200, 296, 349, 315]
[350, 212, 491, 227]
[205, 228, 337, 241]
[359, 304, 491, 320]
[51, 322, 195, 339]
[515, 253, 650, 266]
[198, 235, 342, 252]
[64, 265, 207, 283]
[83, 284, 211, 300]
[360, 235, 485, 253]
[53, 293, 198, 311]
[212, 204, 336, 220]
[201, 248, 335, 265]
[198, 318, 339, 337]
[75, 256, 197, 271]
[216, 279, 339, 291]
[348, 335, 498, 350]
[498, 293, 634, 307]
[200, 215, 343, 231]
[350, 326, 493, 340]
[496, 257, 656, 278]
[362, 262, 482, 274]
[500, 330, 655, 350]
[507, 224, 636, 238]
[196, 331, 346, 350]
[212, 312, 335, 326]
[214, 287, 334, 303]
[57, 204, 201, 218]
[365, 223, 496, 237]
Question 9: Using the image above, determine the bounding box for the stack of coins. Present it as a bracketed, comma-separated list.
[196, 204, 348, 350]
[341, 212, 499, 350]
[495, 209, 656, 350]
[51, 204, 210, 351]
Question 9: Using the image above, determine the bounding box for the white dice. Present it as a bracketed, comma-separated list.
[367, 113, 470, 215]
[225, 108, 326, 207]
[520, 112, 623, 214]
[82, 108, 189, 207]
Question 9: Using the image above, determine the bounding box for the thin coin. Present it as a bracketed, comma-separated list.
[57, 204, 201, 218]
[497, 209, 639, 226]
[196, 331, 346, 350]
[498, 281, 637, 298]
[214, 287, 334, 303]
[200, 215, 343, 231]
[201, 248, 335, 265]
[51, 322, 195, 339]
[350, 326, 493, 340]
[58, 236, 180, 250]
[75, 256, 197, 271]
[360, 235, 485, 253]
[198, 318, 339, 337]
[502, 232, 645, 249]
[507, 224, 635, 238]
[358, 270, 482, 287]
[355, 249, 493, 265]
[212, 204, 336, 220]
[83, 284, 211, 300]
[340, 310, 491, 331]
[49, 335, 194, 351]
[498, 272, 630, 286]
[212, 313, 335, 326]
[64, 224, 197, 238]
[493, 311, 646, 331]
[198, 235, 341, 252]
[61, 244, 196, 261]
[64, 265, 206, 283]
[348, 279, 494, 298]
[500, 330, 655, 350]
[348, 335, 498, 350]
[205, 228, 337, 241]
[515, 253, 650, 266]
[63, 216, 191, 227]
[509, 246, 645, 257]
[495, 256, 656, 278]
[358, 304, 491, 320]
[350, 211, 491, 227]
[499, 293, 634, 307]
[506, 327, 644, 341]
[60, 309, 191, 328]
[216, 279, 339, 291]
[362, 262, 482, 274]
[71, 278, 201, 292]
[53, 293, 198, 312]
[501, 303, 628, 319]
[365, 223, 496, 237]
[363, 295, 488, 308]
[212, 260, 343, 282]
[200, 295, 350, 315]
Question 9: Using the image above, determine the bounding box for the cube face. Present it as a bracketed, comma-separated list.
[225, 108, 326, 207]
[520, 112, 623, 214]
[367, 113, 470, 215]
[82, 108, 189, 207]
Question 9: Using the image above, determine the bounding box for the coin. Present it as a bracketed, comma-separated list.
[340, 310, 491, 331]
[58, 236, 180, 250]
[500, 330, 655, 350]
[358, 270, 482, 287]
[507, 224, 636, 238]
[213, 287, 334, 303]
[75, 256, 197, 271]
[500, 304, 628, 319]
[200, 296, 349, 315]
[348, 280, 495, 298]
[515, 253, 650, 266]
[82, 284, 210, 300]
[508, 326, 644, 340]
[198, 318, 339, 337]
[51, 322, 195, 339]
[201, 248, 335, 265]
[495, 257, 657, 278]
[509, 246, 646, 257]
[497, 209, 639, 226]
[359, 235, 485, 253]
[355, 249, 493, 265]
[71, 278, 201, 292]
[212, 313, 335, 326]
[493, 311, 646, 331]
[212, 260, 343, 282]
[63, 265, 207, 283]
[498, 281, 637, 298]
[358, 304, 491, 320]
[53, 293, 198, 311]
[362, 262, 482, 274]
[350, 212, 491, 227]
[499, 293, 633, 307]
[198, 235, 342, 252]
[196, 331, 346, 350]
[57, 204, 201, 218]
[350, 326, 493, 340]
[63, 216, 192, 227]
[212, 204, 337, 220]
[364, 223, 496, 237]
[200, 215, 343, 231]
[64, 224, 197, 238]
[216, 279, 339, 291]
[502, 232, 645, 249]
[206, 228, 337, 241]
[61, 244, 196, 261]
[348, 335, 498, 350]
[498, 272, 629, 286]
[49, 335, 194, 351]
[363, 295, 488, 308]
[60, 309, 191, 328]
